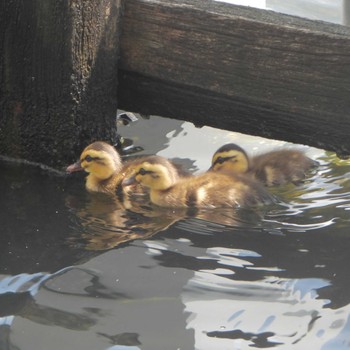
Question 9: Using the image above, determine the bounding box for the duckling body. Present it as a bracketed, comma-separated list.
[123, 155, 273, 208]
[251, 149, 317, 186]
[211, 143, 318, 187]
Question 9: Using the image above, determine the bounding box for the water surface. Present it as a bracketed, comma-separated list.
[1, 114, 350, 350]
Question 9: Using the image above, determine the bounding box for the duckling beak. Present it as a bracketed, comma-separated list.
[122, 175, 137, 186]
[66, 161, 83, 173]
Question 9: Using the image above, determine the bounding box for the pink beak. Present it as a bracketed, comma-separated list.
[66, 161, 83, 173]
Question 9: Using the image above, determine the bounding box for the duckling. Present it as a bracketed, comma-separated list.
[66, 141, 189, 198]
[122, 155, 273, 208]
[67, 141, 126, 195]
[210, 143, 318, 187]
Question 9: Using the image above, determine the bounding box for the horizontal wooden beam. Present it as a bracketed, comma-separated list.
[118, 0, 350, 155]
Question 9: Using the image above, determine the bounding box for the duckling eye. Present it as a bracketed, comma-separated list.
[216, 157, 225, 164]
[139, 168, 147, 175]
[85, 155, 93, 162]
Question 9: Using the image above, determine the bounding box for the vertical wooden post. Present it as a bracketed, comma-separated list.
[0, 0, 123, 168]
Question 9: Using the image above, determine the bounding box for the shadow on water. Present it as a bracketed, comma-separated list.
[2, 115, 350, 349]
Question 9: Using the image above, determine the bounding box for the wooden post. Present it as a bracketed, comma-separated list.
[0, 0, 123, 168]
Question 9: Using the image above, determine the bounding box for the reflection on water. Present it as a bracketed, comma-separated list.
[183, 272, 330, 348]
[1, 114, 350, 349]
[66, 193, 186, 250]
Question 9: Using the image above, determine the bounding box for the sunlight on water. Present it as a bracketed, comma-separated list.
[214, 0, 344, 25]
[1, 114, 350, 349]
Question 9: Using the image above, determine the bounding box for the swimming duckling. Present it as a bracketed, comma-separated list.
[66, 141, 173, 197]
[123, 155, 273, 208]
[67, 142, 121, 194]
[210, 143, 318, 187]
[67, 141, 126, 195]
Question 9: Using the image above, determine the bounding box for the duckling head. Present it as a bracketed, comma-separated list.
[123, 156, 179, 191]
[67, 141, 122, 181]
[79, 141, 122, 180]
[210, 143, 250, 174]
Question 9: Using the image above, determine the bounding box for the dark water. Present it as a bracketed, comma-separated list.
[2, 115, 350, 350]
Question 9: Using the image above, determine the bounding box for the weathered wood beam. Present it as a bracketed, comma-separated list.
[118, 0, 350, 155]
[0, 0, 122, 167]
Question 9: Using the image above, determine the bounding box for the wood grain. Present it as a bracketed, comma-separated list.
[0, 0, 122, 166]
[119, 0, 350, 155]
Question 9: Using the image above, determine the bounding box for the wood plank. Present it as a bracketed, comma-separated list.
[118, 0, 350, 155]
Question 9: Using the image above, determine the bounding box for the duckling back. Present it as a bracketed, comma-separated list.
[251, 149, 318, 186]
[157, 172, 273, 208]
